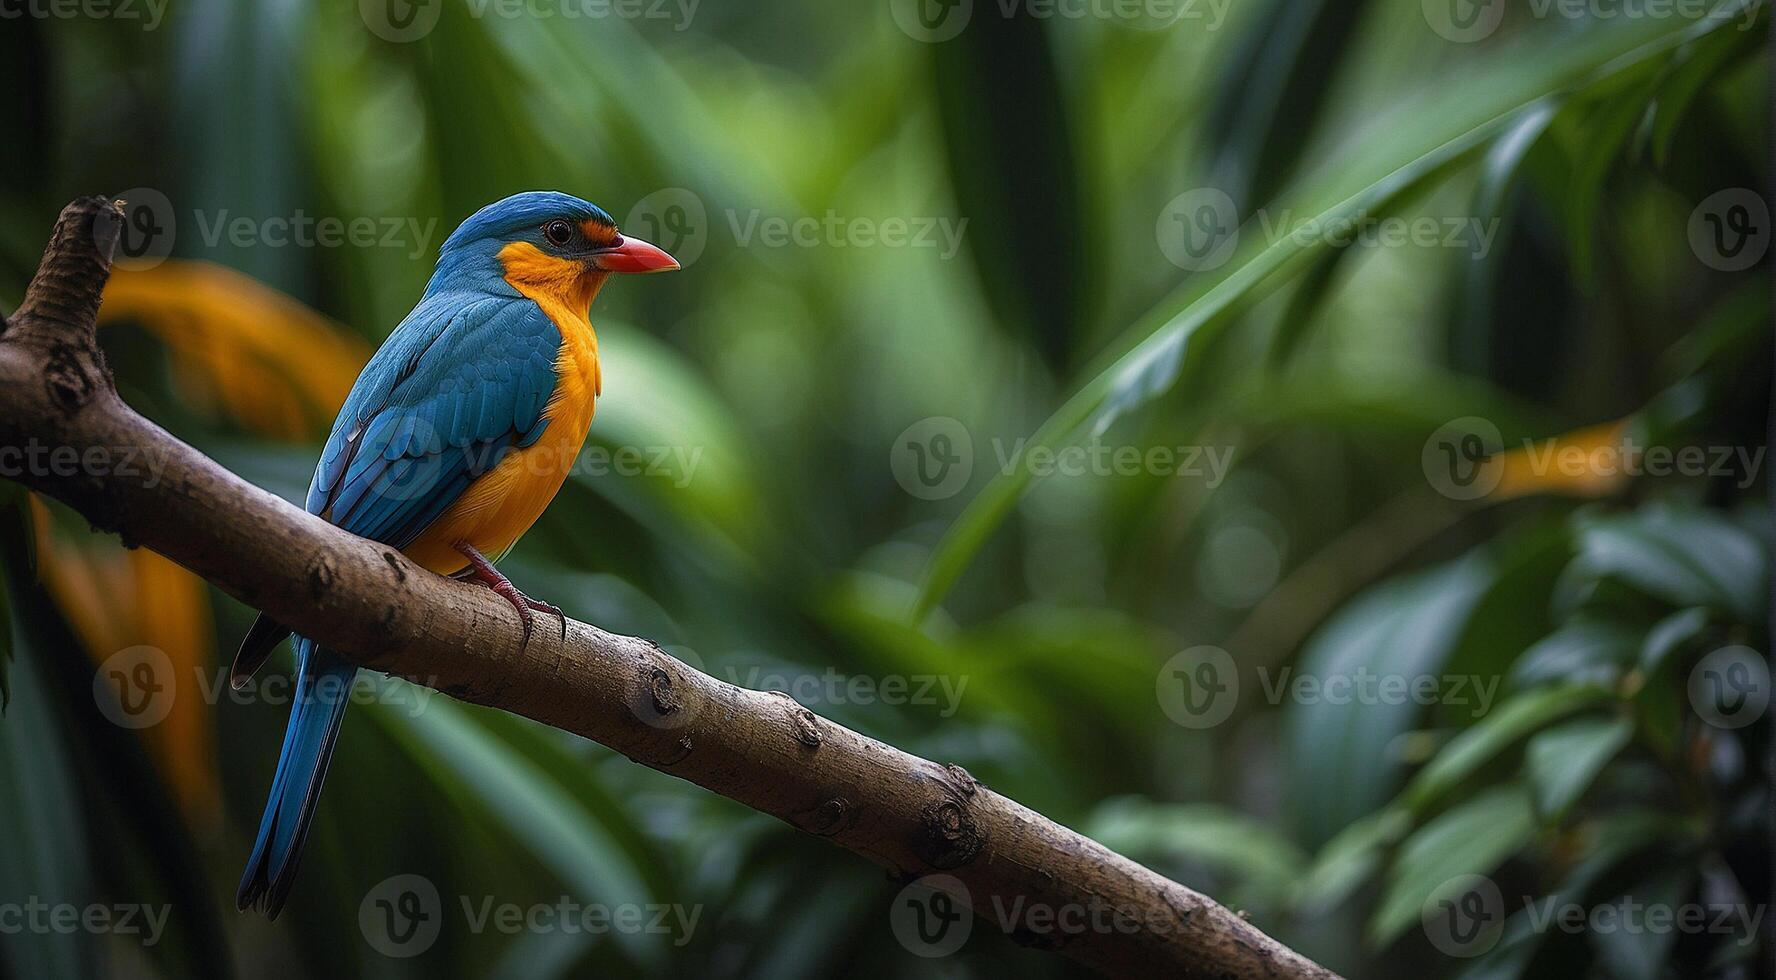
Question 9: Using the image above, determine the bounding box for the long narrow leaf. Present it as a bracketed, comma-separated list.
[912, 6, 1757, 619]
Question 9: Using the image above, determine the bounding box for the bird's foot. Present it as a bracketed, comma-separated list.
[453, 543, 567, 646]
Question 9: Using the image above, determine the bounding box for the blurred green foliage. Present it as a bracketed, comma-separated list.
[0, 1, 1768, 977]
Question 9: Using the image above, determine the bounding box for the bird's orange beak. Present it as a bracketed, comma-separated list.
[590, 235, 679, 274]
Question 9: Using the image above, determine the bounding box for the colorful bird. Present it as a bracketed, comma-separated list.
[231, 191, 678, 917]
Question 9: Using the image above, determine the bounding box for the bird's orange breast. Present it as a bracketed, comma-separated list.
[401, 245, 604, 576]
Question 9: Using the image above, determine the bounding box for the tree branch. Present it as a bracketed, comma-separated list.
[0, 197, 1340, 978]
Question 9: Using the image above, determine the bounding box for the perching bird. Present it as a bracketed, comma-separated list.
[232, 191, 677, 917]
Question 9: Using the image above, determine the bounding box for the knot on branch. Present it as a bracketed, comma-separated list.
[42, 340, 104, 413]
[806, 796, 854, 836]
[791, 706, 823, 748]
[647, 666, 680, 716]
[918, 763, 985, 869]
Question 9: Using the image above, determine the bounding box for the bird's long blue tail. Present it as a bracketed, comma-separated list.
[236, 637, 356, 918]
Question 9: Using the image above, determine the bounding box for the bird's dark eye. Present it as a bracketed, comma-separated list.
[543, 220, 573, 247]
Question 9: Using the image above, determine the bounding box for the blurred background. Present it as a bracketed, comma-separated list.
[0, 0, 1769, 977]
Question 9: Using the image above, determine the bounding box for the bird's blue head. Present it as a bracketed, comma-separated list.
[428, 190, 678, 301]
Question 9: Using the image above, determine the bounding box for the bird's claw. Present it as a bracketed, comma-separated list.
[455, 542, 565, 647]
[524, 597, 567, 641]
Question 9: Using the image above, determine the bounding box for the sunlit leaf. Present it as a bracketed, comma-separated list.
[1488, 420, 1634, 500]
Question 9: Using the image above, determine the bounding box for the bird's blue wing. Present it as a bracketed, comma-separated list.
[305, 291, 562, 549]
[236, 292, 562, 916]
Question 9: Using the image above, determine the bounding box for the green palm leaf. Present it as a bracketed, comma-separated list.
[912, 3, 1760, 620]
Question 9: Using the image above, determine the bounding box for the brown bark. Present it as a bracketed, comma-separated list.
[0, 197, 1341, 978]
